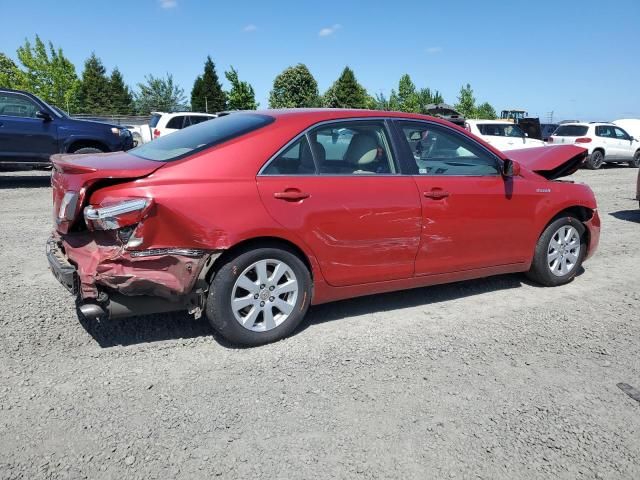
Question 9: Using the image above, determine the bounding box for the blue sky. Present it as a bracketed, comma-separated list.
[1, 0, 638, 121]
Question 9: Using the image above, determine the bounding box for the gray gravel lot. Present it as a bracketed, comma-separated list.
[0, 167, 639, 479]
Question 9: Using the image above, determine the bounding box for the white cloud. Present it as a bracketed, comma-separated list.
[159, 0, 177, 9]
[319, 24, 342, 37]
[426, 46, 443, 54]
[243, 24, 258, 32]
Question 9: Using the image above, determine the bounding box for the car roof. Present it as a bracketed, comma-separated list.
[465, 119, 514, 125]
[252, 108, 453, 125]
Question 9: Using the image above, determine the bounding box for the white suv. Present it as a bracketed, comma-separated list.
[149, 112, 217, 141]
[464, 120, 545, 151]
[549, 122, 640, 169]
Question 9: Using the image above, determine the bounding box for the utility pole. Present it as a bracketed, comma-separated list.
[204, 97, 208, 113]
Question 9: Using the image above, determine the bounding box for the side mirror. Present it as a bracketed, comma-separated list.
[502, 159, 521, 177]
[36, 110, 52, 122]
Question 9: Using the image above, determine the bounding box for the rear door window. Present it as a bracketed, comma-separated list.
[166, 116, 185, 129]
[554, 125, 588, 136]
[149, 114, 162, 128]
[130, 113, 274, 162]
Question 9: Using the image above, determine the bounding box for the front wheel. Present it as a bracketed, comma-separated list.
[526, 217, 586, 287]
[629, 150, 640, 168]
[206, 247, 312, 346]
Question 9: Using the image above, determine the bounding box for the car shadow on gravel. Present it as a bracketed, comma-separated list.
[301, 273, 527, 332]
[0, 174, 51, 189]
[76, 271, 580, 348]
[610, 209, 640, 223]
[77, 310, 216, 348]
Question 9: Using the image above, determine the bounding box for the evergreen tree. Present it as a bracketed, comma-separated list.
[397, 74, 421, 113]
[225, 66, 258, 110]
[322, 66, 368, 109]
[0, 53, 24, 89]
[191, 56, 226, 113]
[455, 83, 476, 118]
[16, 36, 80, 112]
[78, 53, 111, 114]
[135, 74, 186, 114]
[109, 67, 134, 114]
[269, 64, 320, 108]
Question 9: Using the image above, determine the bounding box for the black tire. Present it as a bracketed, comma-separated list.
[585, 150, 604, 169]
[629, 150, 640, 168]
[206, 246, 312, 346]
[526, 216, 586, 287]
[73, 147, 104, 154]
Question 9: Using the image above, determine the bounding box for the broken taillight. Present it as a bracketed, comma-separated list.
[84, 198, 153, 231]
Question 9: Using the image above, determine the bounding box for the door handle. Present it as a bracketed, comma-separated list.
[423, 189, 450, 200]
[274, 189, 310, 201]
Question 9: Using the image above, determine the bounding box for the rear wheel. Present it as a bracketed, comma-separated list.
[526, 216, 586, 287]
[629, 150, 640, 168]
[206, 247, 312, 346]
[586, 150, 604, 169]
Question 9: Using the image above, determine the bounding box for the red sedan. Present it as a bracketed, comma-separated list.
[48, 109, 600, 346]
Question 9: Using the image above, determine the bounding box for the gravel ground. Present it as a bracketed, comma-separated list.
[0, 167, 639, 480]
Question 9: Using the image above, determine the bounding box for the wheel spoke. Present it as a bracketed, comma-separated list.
[274, 298, 293, 315]
[263, 306, 276, 330]
[274, 279, 298, 295]
[236, 275, 259, 294]
[232, 295, 256, 312]
[242, 306, 260, 328]
[255, 260, 268, 286]
[269, 262, 287, 284]
[547, 250, 560, 261]
[565, 251, 579, 263]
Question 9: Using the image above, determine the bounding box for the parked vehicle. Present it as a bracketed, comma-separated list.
[0, 88, 134, 169]
[47, 109, 600, 346]
[465, 120, 545, 150]
[425, 103, 465, 127]
[499, 108, 543, 140]
[613, 119, 640, 141]
[148, 111, 217, 140]
[540, 123, 559, 142]
[549, 122, 640, 169]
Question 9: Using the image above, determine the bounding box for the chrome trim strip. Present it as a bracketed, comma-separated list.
[128, 248, 207, 258]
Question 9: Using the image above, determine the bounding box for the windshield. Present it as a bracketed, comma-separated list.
[149, 113, 162, 128]
[130, 113, 274, 162]
[477, 123, 525, 137]
[554, 125, 589, 137]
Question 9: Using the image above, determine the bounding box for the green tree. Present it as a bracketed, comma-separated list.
[191, 56, 226, 113]
[322, 66, 368, 109]
[474, 101, 497, 119]
[454, 83, 476, 118]
[16, 36, 80, 112]
[269, 64, 320, 108]
[396, 74, 421, 113]
[0, 53, 24, 88]
[224, 66, 258, 110]
[78, 53, 111, 114]
[135, 74, 186, 114]
[109, 67, 135, 114]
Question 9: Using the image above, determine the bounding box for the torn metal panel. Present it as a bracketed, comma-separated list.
[57, 231, 210, 300]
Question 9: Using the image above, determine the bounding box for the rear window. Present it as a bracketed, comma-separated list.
[554, 125, 588, 137]
[149, 113, 162, 128]
[130, 113, 274, 162]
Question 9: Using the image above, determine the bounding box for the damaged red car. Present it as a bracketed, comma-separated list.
[47, 109, 600, 346]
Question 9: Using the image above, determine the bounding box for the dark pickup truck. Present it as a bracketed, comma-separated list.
[0, 88, 134, 169]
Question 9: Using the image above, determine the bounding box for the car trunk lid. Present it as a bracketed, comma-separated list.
[51, 151, 164, 233]
[507, 145, 587, 180]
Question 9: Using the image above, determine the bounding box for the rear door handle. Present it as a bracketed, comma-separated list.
[274, 189, 310, 201]
[423, 189, 450, 200]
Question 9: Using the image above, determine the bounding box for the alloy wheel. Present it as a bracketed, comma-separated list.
[547, 225, 581, 277]
[231, 259, 299, 332]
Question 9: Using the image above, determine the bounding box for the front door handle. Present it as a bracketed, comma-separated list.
[423, 189, 450, 200]
[274, 189, 310, 201]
